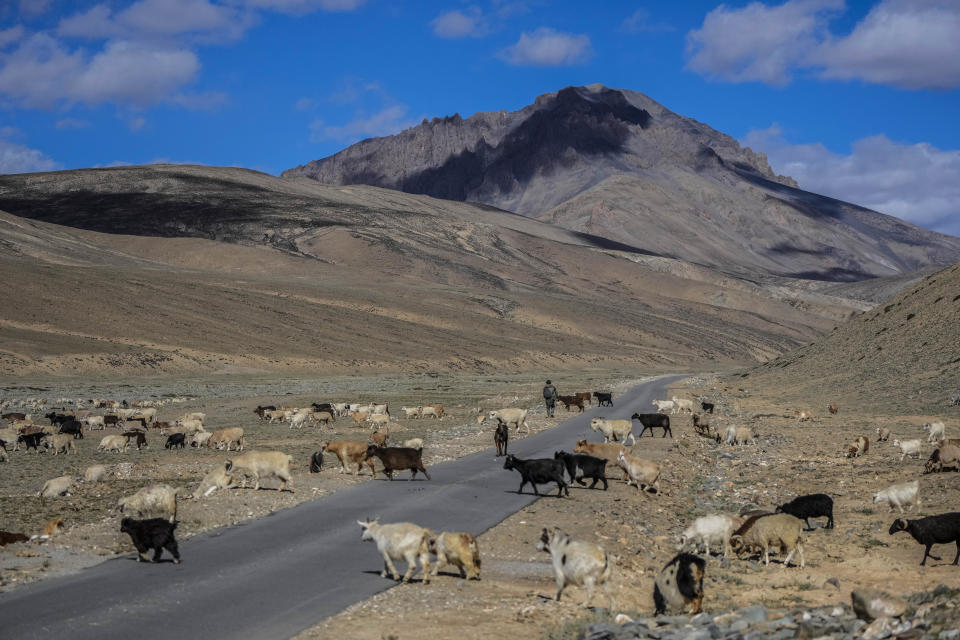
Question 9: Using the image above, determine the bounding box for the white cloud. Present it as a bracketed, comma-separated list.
[620, 8, 674, 34]
[499, 27, 592, 66]
[19, 0, 54, 16]
[810, 0, 960, 90]
[55, 117, 89, 129]
[687, 0, 960, 90]
[0, 25, 25, 48]
[294, 97, 315, 111]
[310, 104, 416, 143]
[432, 8, 486, 39]
[0, 34, 199, 108]
[686, 0, 842, 85]
[58, 0, 254, 43]
[0, 133, 59, 174]
[742, 124, 960, 236]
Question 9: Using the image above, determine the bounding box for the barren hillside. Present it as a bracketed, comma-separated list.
[0, 165, 870, 377]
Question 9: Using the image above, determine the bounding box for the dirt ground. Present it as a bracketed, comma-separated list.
[297, 374, 960, 640]
[0, 370, 645, 591]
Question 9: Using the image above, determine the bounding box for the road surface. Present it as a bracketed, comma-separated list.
[0, 375, 683, 640]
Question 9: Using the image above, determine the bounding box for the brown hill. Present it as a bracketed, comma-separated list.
[284, 84, 960, 281]
[732, 262, 960, 414]
[0, 165, 865, 377]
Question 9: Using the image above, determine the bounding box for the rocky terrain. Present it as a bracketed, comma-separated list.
[0, 165, 873, 377]
[284, 84, 960, 280]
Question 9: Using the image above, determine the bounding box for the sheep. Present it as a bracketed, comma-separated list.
[616, 451, 661, 494]
[828, 403, 839, 415]
[120, 518, 180, 564]
[310, 411, 334, 426]
[654, 553, 706, 615]
[734, 426, 755, 446]
[165, 433, 186, 449]
[357, 518, 432, 584]
[192, 464, 234, 499]
[537, 527, 614, 609]
[923, 421, 946, 443]
[46, 433, 77, 455]
[350, 411, 371, 426]
[876, 426, 891, 442]
[795, 410, 814, 422]
[893, 438, 923, 462]
[399, 406, 420, 419]
[652, 399, 674, 413]
[776, 494, 834, 530]
[367, 414, 390, 429]
[370, 403, 389, 416]
[118, 484, 178, 522]
[84, 464, 108, 483]
[680, 514, 738, 558]
[590, 417, 636, 445]
[190, 431, 213, 448]
[488, 408, 529, 434]
[178, 412, 205, 423]
[874, 479, 921, 513]
[321, 440, 375, 476]
[671, 396, 694, 414]
[37, 475, 75, 503]
[369, 430, 389, 447]
[207, 427, 244, 451]
[226, 451, 294, 492]
[889, 512, 960, 566]
[173, 419, 205, 436]
[402, 438, 423, 450]
[429, 532, 481, 580]
[846, 436, 869, 458]
[730, 513, 805, 567]
[98, 434, 128, 453]
[925, 443, 960, 473]
[288, 410, 312, 430]
[85, 415, 106, 430]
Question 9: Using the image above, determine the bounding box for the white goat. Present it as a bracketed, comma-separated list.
[873, 479, 920, 513]
[357, 519, 432, 584]
[893, 438, 923, 462]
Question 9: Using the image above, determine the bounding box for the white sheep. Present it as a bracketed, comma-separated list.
[357, 518, 432, 584]
[226, 451, 294, 492]
[590, 418, 636, 445]
[680, 514, 738, 558]
[403, 438, 424, 449]
[893, 438, 923, 462]
[38, 475, 75, 502]
[873, 479, 920, 513]
[730, 513, 804, 568]
[652, 399, 674, 413]
[671, 396, 694, 414]
[537, 527, 614, 609]
[923, 421, 945, 443]
[118, 484, 179, 522]
[488, 408, 529, 434]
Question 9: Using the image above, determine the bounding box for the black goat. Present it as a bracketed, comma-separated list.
[553, 451, 607, 490]
[309, 451, 323, 473]
[120, 517, 181, 564]
[592, 392, 613, 407]
[631, 413, 672, 438]
[776, 493, 834, 530]
[503, 455, 568, 497]
[164, 433, 186, 449]
[494, 423, 508, 457]
[889, 512, 960, 566]
[58, 419, 84, 439]
[701, 402, 715, 414]
[17, 432, 46, 452]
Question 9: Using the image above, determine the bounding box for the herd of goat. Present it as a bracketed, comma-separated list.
[1, 388, 959, 616]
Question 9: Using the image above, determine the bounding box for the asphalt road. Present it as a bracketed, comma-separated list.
[0, 375, 682, 640]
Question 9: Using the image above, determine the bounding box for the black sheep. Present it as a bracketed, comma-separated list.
[889, 512, 960, 566]
[553, 450, 608, 490]
[120, 517, 181, 564]
[701, 401, 715, 414]
[309, 451, 323, 473]
[165, 433, 186, 449]
[654, 553, 706, 615]
[776, 493, 834, 530]
[503, 455, 568, 497]
[17, 432, 46, 451]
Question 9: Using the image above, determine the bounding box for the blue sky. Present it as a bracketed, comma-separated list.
[1, 0, 958, 235]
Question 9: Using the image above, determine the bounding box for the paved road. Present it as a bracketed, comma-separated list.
[0, 375, 682, 640]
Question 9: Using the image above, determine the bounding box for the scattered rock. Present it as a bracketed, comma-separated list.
[852, 588, 907, 622]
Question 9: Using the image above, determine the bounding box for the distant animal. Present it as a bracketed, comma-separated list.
[369, 430, 389, 447]
[57, 419, 84, 439]
[487, 408, 529, 434]
[554, 450, 608, 490]
[700, 401, 715, 414]
[828, 404, 839, 415]
[691, 413, 712, 437]
[165, 433, 185, 449]
[321, 440, 376, 476]
[309, 451, 323, 473]
[924, 421, 946, 443]
[574, 392, 592, 407]
[573, 440, 631, 481]
[893, 438, 924, 462]
[873, 479, 920, 514]
[616, 451, 661, 494]
[45, 434, 78, 456]
[556, 395, 585, 413]
[364, 445, 431, 481]
[876, 426, 891, 442]
[631, 412, 672, 438]
[776, 494, 834, 530]
[889, 513, 960, 566]
[795, 410, 814, 422]
[593, 391, 613, 407]
[671, 396, 694, 414]
[120, 517, 181, 564]
[225, 451, 294, 492]
[654, 553, 705, 615]
[17, 432, 46, 452]
[503, 454, 568, 497]
[118, 484, 178, 522]
[846, 436, 869, 458]
[590, 417, 636, 445]
[680, 515, 737, 558]
[124, 431, 148, 450]
[537, 527, 614, 609]
[0, 531, 30, 546]
[925, 443, 960, 473]
[37, 475, 75, 503]
[730, 513, 805, 568]
[357, 518, 432, 584]
[652, 400, 675, 413]
[494, 423, 508, 457]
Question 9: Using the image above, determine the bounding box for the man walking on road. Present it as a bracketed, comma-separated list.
[543, 379, 558, 418]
